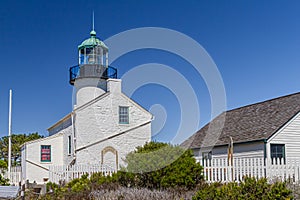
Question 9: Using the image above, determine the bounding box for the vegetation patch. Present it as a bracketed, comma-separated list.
[193, 176, 293, 200]
[40, 142, 293, 200]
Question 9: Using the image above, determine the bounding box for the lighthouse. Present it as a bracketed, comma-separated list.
[21, 25, 152, 184]
[69, 29, 117, 107]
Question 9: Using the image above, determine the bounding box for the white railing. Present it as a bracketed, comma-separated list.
[198, 157, 300, 183]
[1, 166, 22, 185]
[49, 164, 116, 183]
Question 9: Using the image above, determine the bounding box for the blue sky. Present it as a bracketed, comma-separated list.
[0, 0, 300, 143]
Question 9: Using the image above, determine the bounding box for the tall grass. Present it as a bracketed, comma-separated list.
[89, 186, 197, 200]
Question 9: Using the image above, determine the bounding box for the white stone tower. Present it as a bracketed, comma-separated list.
[69, 29, 117, 107]
[20, 23, 152, 184]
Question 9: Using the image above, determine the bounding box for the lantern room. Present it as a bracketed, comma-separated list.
[78, 30, 108, 66]
[69, 30, 117, 85]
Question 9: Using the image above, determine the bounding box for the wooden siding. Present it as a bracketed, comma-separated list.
[194, 141, 264, 159]
[268, 112, 300, 160]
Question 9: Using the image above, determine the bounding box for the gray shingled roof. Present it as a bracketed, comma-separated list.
[182, 92, 300, 149]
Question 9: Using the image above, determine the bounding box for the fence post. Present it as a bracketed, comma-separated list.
[295, 162, 299, 184]
[265, 158, 268, 179]
[203, 158, 206, 181]
[21, 183, 25, 200]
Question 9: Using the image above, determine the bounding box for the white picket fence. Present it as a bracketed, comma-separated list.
[49, 164, 116, 183]
[1, 166, 22, 185]
[197, 157, 300, 183]
[5, 158, 298, 185]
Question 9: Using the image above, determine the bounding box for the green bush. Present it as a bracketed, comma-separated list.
[46, 181, 59, 192]
[268, 181, 293, 200]
[66, 173, 90, 193]
[0, 174, 9, 186]
[90, 171, 120, 186]
[0, 160, 9, 186]
[121, 141, 204, 189]
[192, 177, 293, 200]
[45, 182, 65, 199]
[44, 174, 91, 199]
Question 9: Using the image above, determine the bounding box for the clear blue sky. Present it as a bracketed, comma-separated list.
[0, 0, 300, 143]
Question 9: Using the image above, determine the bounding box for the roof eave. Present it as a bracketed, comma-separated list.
[190, 138, 267, 150]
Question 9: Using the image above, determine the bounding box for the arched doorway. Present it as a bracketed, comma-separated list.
[101, 146, 118, 171]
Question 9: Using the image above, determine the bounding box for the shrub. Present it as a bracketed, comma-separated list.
[90, 171, 120, 189]
[268, 181, 293, 200]
[121, 141, 204, 189]
[46, 181, 59, 192]
[66, 173, 90, 193]
[0, 160, 9, 186]
[0, 174, 9, 186]
[192, 177, 293, 200]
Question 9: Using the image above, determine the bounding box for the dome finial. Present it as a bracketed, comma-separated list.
[90, 11, 96, 37]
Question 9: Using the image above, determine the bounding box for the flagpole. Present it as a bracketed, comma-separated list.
[8, 89, 12, 181]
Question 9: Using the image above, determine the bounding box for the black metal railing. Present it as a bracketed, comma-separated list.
[69, 64, 117, 85]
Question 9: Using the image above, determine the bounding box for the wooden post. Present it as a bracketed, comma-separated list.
[227, 136, 234, 181]
[21, 183, 25, 200]
[8, 90, 12, 183]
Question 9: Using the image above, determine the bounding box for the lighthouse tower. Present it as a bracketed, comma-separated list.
[20, 25, 152, 184]
[69, 29, 117, 107]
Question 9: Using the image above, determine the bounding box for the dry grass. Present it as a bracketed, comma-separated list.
[287, 182, 300, 200]
[89, 186, 197, 200]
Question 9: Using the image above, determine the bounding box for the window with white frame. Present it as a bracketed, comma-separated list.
[270, 144, 285, 164]
[119, 106, 129, 124]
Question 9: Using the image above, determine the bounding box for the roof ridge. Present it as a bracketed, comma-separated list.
[227, 91, 300, 113]
[183, 91, 300, 148]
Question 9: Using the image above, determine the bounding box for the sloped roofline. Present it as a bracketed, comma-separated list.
[120, 93, 153, 119]
[21, 132, 63, 147]
[267, 110, 300, 142]
[227, 92, 300, 142]
[227, 92, 300, 113]
[182, 91, 300, 149]
[47, 88, 152, 132]
[47, 92, 110, 131]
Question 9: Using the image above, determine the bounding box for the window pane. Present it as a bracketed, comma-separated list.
[119, 106, 129, 124]
[41, 145, 51, 162]
[270, 144, 285, 164]
[202, 151, 212, 167]
[68, 136, 71, 155]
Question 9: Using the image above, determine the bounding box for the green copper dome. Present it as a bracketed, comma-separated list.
[78, 30, 108, 51]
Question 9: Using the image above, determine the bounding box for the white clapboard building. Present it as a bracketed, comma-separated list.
[182, 92, 300, 162]
[182, 92, 300, 183]
[21, 29, 152, 184]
